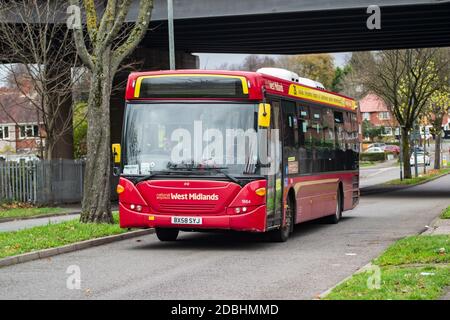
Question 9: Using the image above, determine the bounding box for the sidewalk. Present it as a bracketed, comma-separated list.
[423, 217, 450, 235]
[0, 213, 80, 232]
[0, 204, 118, 232]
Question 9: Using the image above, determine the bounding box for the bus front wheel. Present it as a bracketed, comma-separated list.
[155, 228, 179, 241]
[269, 197, 294, 242]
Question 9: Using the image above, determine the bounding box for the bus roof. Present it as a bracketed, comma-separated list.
[126, 69, 357, 110]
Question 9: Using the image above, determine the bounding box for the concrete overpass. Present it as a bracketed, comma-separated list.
[134, 0, 450, 54]
[4, 0, 450, 53]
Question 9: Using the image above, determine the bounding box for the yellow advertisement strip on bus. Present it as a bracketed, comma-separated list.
[134, 74, 249, 98]
[288, 84, 357, 110]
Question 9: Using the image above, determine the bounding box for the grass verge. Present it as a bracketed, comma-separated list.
[385, 168, 450, 186]
[324, 235, 450, 300]
[325, 265, 449, 300]
[0, 206, 68, 221]
[374, 235, 449, 266]
[0, 213, 126, 259]
[360, 161, 376, 168]
[441, 206, 450, 219]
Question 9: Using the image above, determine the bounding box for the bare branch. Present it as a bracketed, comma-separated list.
[69, 0, 95, 70]
[111, 0, 153, 70]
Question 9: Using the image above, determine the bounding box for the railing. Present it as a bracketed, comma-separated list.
[0, 159, 86, 204]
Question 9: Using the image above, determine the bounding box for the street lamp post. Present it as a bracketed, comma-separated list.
[167, 0, 176, 70]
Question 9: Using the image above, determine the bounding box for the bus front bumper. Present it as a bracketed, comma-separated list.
[119, 203, 267, 233]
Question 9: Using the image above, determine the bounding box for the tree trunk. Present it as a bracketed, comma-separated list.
[434, 133, 441, 170]
[80, 50, 113, 224]
[43, 139, 54, 204]
[401, 127, 412, 179]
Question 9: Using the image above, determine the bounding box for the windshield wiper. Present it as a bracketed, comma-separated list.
[200, 167, 242, 186]
[167, 161, 242, 185]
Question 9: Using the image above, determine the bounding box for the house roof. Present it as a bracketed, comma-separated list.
[359, 93, 391, 113]
[0, 88, 40, 124]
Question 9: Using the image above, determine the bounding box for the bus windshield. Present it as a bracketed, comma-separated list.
[122, 102, 258, 176]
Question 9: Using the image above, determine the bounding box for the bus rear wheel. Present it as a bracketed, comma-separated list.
[269, 198, 294, 242]
[324, 189, 342, 224]
[155, 228, 179, 241]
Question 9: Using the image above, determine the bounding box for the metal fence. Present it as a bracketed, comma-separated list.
[0, 159, 86, 204]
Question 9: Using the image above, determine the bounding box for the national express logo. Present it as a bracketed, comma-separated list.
[156, 193, 219, 201]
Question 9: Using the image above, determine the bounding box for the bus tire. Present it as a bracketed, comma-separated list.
[269, 197, 294, 242]
[324, 188, 342, 224]
[155, 228, 179, 241]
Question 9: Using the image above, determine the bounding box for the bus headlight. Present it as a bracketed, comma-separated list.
[255, 188, 266, 196]
[116, 185, 125, 194]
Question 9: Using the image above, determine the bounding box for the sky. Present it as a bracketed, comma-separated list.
[196, 52, 351, 69]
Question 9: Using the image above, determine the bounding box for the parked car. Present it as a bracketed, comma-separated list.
[366, 143, 386, 150]
[2, 155, 40, 162]
[412, 146, 425, 154]
[410, 152, 430, 166]
[364, 147, 384, 153]
[384, 145, 400, 154]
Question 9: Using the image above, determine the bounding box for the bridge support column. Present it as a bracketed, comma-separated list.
[110, 49, 199, 144]
[49, 65, 74, 159]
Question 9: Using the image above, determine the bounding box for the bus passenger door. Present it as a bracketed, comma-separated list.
[264, 100, 283, 229]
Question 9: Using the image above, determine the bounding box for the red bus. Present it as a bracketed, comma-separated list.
[114, 68, 359, 242]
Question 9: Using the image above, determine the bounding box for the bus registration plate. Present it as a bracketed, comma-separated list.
[171, 216, 202, 225]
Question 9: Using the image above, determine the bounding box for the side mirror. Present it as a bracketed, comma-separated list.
[112, 166, 121, 177]
[258, 103, 271, 128]
[112, 143, 121, 165]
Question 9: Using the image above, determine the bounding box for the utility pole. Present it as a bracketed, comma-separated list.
[168, 0, 176, 70]
[423, 126, 427, 174]
[413, 122, 419, 177]
[399, 126, 403, 181]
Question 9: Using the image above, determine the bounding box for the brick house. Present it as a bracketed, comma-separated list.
[0, 88, 45, 156]
[359, 93, 398, 139]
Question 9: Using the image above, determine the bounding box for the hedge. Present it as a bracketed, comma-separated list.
[360, 152, 386, 161]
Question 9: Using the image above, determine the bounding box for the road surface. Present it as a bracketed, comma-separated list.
[360, 141, 450, 188]
[1, 174, 449, 299]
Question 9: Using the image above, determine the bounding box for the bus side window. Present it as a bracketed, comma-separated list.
[322, 108, 335, 148]
[297, 105, 309, 147]
[298, 105, 310, 174]
[322, 108, 335, 172]
[309, 107, 323, 173]
[334, 111, 345, 150]
[281, 100, 297, 148]
[310, 107, 323, 146]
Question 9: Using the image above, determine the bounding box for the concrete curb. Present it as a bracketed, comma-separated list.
[0, 211, 80, 224]
[0, 228, 154, 268]
[360, 170, 450, 196]
[315, 262, 373, 300]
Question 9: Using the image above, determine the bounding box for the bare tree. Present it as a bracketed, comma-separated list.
[276, 54, 335, 88]
[69, 0, 154, 223]
[216, 55, 276, 71]
[0, 0, 83, 160]
[339, 52, 376, 99]
[359, 49, 449, 178]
